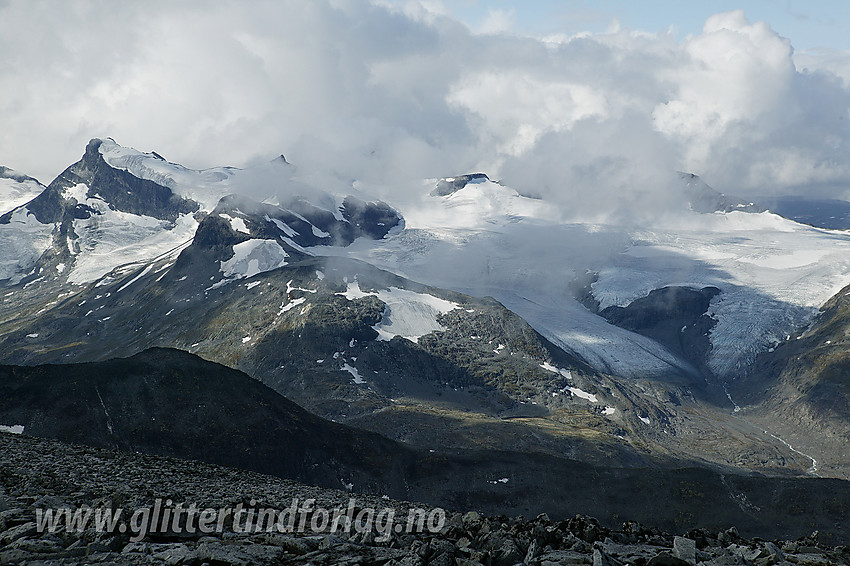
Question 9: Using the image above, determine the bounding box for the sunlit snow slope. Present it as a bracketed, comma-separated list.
[0, 168, 45, 214]
[313, 177, 850, 380]
[0, 139, 356, 287]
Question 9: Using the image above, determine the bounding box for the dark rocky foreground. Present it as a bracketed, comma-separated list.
[1, 433, 846, 566]
[4, 349, 850, 545]
[0, 347, 417, 497]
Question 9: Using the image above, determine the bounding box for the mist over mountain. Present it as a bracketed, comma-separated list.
[2, 138, 850, 485]
[4, 2, 850, 557]
[3, 3, 850, 219]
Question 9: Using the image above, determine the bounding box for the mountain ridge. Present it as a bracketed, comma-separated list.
[3, 138, 850, 483]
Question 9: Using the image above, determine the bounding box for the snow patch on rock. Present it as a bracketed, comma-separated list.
[338, 281, 460, 343]
[540, 362, 573, 379]
[220, 239, 288, 280]
[342, 362, 366, 384]
[565, 386, 598, 403]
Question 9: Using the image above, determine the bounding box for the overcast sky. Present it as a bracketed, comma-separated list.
[2, 0, 850, 210]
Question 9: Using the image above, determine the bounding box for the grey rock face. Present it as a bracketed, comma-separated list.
[192, 214, 251, 257]
[211, 192, 402, 251]
[431, 173, 491, 196]
[16, 138, 199, 225]
[673, 535, 696, 564]
[340, 195, 402, 240]
[600, 285, 720, 375]
[680, 172, 764, 214]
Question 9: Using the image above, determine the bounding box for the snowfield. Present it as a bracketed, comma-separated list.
[99, 139, 239, 211]
[403, 178, 559, 230]
[338, 280, 460, 343]
[98, 138, 345, 215]
[0, 208, 55, 284]
[0, 171, 44, 214]
[66, 191, 198, 285]
[565, 386, 598, 403]
[341, 362, 366, 384]
[220, 239, 289, 280]
[314, 179, 850, 380]
[0, 425, 24, 435]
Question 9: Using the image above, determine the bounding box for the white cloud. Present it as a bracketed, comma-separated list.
[477, 9, 514, 35]
[653, 11, 796, 173]
[1, 2, 849, 213]
[795, 48, 850, 87]
[448, 72, 610, 155]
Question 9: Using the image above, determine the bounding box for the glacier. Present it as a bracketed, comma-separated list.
[312, 177, 850, 381]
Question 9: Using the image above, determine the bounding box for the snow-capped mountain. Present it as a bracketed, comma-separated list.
[0, 138, 401, 286]
[0, 166, 45, 214]
[3, 138, 850, 480]
[316, 173, 850, 384]
[6, 138, 850, 388]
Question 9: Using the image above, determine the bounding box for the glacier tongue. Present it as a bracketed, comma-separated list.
[495, 290, 698, 379]
[315, 223, 692, 378]
[312, 180, 850, 380]
[591, 212, 850, 377]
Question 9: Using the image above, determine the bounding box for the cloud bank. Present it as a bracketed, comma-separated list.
[2, 0, 850, 214]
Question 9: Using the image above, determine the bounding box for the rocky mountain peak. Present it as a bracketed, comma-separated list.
[431, 173, 491, 196]
[192, 214, 251, 255]
[13, 138, 199, 226]
[208, 193, 402, 251]
[679, 171, 764, 214]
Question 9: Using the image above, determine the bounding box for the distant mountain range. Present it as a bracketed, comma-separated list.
[2, 138, 850, 539]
